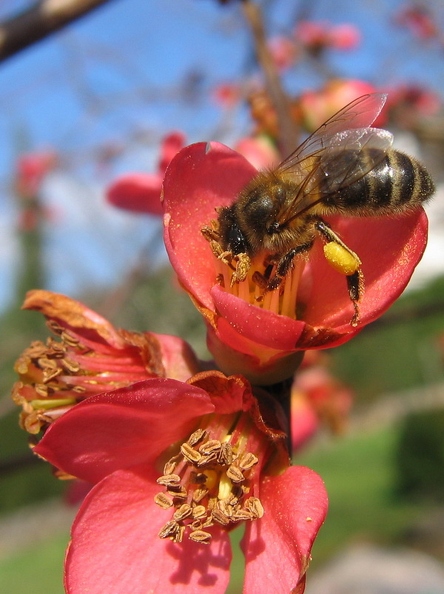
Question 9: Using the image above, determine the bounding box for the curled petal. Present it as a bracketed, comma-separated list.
[207, 323, 304, 385]
[23, 289, 125, 348]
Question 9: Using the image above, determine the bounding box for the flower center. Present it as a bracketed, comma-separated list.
[214, 253, 305, 319]
[12, 320, 161, 434]
[202, 221, 305, 320]
[155, 427, 264, 545]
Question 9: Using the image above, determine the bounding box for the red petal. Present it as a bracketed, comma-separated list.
[65, 466, 231, 594]
[154, 333, 200, 380]
[212, 285, 306, 351]
[158, 131, 186, 174]
[241, 466, 328, 594]
[107, 173, 164, 215]
[163, 142, 257, 312]
[207, 324, 305, 384]
[34, 379, 214, 484]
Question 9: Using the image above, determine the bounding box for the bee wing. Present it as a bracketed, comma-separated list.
[277, 92, 387, 174]
[312, 127, 394, 193]
[278, 127, 394, 221]
[274, 94, 394, 223]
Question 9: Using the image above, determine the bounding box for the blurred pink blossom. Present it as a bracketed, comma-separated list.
[106, 131, 185, 215]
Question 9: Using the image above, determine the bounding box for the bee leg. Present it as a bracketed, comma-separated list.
[347, 270, 364, 327]
[315, 219, 364, 327]
[266, 242, 313, 291]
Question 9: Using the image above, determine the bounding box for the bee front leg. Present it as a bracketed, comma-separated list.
[315, 219, 364, 327]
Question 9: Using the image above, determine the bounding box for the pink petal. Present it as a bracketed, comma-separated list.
[65, 465, 231, 594]
[163, 142, 257, 312]
[291, 401, 319, 451]
[234, 136, 280, 169]
[34, 379, 215, 484]
[107, 172, 164, 215]
[241, 466, 328, 594]
[206, 324, 304, 385]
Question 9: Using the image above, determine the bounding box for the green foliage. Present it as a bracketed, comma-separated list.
[0, 532, 67, 594]
[297, 427, 426, 566]
[331, 276, 444, 403]
[394, 409, 444, 503]
[109, 266, 207, 357]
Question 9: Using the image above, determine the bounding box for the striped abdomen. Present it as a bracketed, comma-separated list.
[323, 149, 434, 215]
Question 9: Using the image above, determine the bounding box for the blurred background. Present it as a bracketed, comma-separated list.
[1, 1, 444, 592]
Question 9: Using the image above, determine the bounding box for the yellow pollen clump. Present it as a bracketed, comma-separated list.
[323, 242, 360, 275]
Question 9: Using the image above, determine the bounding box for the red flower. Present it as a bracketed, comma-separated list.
[291, 355, 353, 450]
[234, 135, 280, 170]
[15, 150, 58, 198]
[212, 82, 242, 108]
[107, 131, 185, 215]
[295, 21, 361, 54]
[12, 290, 199, 433]
[34, 372, 328, 594]
[328, 24, 361, 50]
[395, 5, 438, 40]
[295, 20, 329, 52]
[299, 80, 383, 132]
[163, 142, 428, 384]
[267, 35, 298, 71]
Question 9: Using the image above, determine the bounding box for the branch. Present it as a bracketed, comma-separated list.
[0, 0, 116, 63]
[241, 0, 298, 156]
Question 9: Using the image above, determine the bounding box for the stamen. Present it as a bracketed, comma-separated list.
[155, 427, 263, 545]
[204, 229, 305, 320]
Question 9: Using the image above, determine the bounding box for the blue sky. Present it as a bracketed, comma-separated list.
[0, 0, 443, 310]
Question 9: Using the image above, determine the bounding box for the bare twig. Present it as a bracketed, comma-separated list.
[0, 0, 116, 63]
[241, 0, 298, 156]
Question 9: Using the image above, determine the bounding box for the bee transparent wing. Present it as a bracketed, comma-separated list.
[312, 127, 394, 193]
[277, 93, 387, 174]
[277, 127, 394, 223]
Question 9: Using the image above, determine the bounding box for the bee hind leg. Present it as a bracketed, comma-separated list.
[347, 270, 364, 327]
[315, 219, 364, 327]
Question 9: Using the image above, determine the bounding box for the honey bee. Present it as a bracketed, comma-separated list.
[203, 93, 434, 326]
